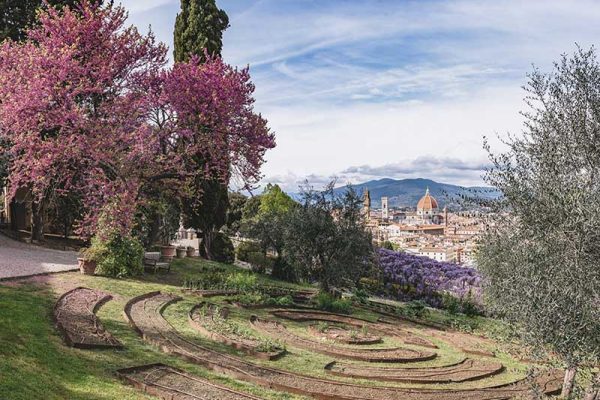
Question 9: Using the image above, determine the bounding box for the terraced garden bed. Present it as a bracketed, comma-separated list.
[325, 358, 505, 383]
[251, 315, 435, 363]
[189, 303, 286, 360]
[124, 291, 564, 400]
[53, 286, 122, 349]
[307, 323, 382, 345]
[117, 363, 264, 399]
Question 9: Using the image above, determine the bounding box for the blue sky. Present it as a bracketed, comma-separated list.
[120, 0, 600, 190]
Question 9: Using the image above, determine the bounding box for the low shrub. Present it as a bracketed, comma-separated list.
[353, 288, 369, 304]
[314, 292, 353, 314]
[247, 251, 275, 274]
[265, 294, 294, 307]
[403, 300, 430, 319]
[441, 292, 483, 317]
[225, 272, 258, 292]
[183, 271, 257, 293]
[236, 241, 262, 262]
[83, 234, 144, 278]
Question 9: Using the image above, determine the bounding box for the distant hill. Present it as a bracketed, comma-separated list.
[329, 178, 500, 209]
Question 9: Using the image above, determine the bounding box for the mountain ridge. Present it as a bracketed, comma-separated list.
[289, 178, 500, 209]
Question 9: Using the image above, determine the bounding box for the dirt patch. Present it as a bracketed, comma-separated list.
[251, 316, 435, 363]
[307, 323, 382, 345]
[123, 292, 564, 400]
[325, 358, 505, 384]
[272, 309, 438, 350]
[117, 363, 264, 399]
[54, 287, 122, 349]
[189, 303, 286, 360]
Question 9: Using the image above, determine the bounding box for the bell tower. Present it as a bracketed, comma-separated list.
[381, 197, 389, 220]
[363, 189, 371, 220]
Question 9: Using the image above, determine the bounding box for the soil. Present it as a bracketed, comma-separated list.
[124, 291, 564, 400]
[117, 363, 264, 399]
[272, 309, 438, 349]
[53, 287, 122, 349]
[189, 303, 286, 360]
[251, 316, 435, 363]
[307, 324, 382, 345]
[325, 358, 505, 384]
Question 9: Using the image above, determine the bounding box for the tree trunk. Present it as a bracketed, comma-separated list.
[561, 366, 578, 398]
[203, 230, 214, 260]
[584, 372, 600, 400]
[30, 200, 45, 242]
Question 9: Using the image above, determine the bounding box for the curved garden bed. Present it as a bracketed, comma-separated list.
[123, 291, 564, 400]
[251, 316, 436, 363]
[325, 358, 505, 383]
[117, 363, 264, 399]
[189, 303, 286, 360]
[272, 309, 438, 349]
[54, 287, 122, 349]
[307, 323, 382, 345]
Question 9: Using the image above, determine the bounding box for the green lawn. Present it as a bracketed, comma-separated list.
[0, 257, 542, 400]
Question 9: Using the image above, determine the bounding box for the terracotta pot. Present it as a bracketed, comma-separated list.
[176, 247, 187, 259]
[77, 258, 97, 275]
[186, 247, 196, 257]
[160, 245, 176, 257]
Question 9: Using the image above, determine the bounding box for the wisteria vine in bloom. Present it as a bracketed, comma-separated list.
[378, 249, 482, 308]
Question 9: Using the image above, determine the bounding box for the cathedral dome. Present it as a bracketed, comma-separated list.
[417, 188, 438, 211]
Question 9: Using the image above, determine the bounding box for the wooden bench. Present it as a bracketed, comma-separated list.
[143, 252, 171, 273]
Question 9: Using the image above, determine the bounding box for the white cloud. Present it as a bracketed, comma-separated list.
[112, 0, 600, 189]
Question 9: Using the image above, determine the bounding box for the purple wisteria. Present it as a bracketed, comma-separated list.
[378, 249, 482, 309]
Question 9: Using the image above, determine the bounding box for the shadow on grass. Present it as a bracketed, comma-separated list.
[0, 285, 155, 400]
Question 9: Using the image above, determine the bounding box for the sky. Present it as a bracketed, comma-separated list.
[119, 0, 600, 191]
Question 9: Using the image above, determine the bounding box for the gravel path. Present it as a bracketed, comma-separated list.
[0, 233, 78, 280]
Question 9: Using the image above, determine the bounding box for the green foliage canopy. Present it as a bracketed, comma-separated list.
[478, 46, 600, 397]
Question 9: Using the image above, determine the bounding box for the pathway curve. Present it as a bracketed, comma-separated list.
[0, 233, 78, 280]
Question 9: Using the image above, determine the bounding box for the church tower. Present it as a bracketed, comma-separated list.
[381, 197, 389, 220]
[363, 189, 371, 220]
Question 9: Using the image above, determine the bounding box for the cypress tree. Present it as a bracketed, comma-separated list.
[173, 0, 229, 62]
[173, 0, 231, 260]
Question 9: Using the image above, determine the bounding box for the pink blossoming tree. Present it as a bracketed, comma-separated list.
[0, 0, 274, 242]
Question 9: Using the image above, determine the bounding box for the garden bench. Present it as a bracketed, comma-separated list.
[143, 252, 171, 273]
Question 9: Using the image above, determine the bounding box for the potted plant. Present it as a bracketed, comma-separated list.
[160, 244, 176, 260]
[176, 246, 187, 259]
[78, 241, 105, 275]
[77, 257, 97, 275]
[186, 246, 196, 257]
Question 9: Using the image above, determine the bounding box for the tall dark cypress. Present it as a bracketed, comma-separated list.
[173, 0, 229, 62]
[174, 0, 231, 260]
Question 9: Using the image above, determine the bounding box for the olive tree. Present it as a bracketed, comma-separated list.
[284, 182, 374, 292]
[478, 47, 600, 399]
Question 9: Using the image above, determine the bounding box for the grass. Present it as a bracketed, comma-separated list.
[0, 256, 548, 399]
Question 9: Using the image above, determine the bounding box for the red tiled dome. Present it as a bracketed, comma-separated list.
[417, 189, 438, 211]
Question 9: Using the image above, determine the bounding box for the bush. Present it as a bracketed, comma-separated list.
[441, 292, 483, 317]
[403, 300, 430, 319]
[225, 272, 257, 292]
[236, 241, 261, 262]
[84, 234, 144, 278]
[353, 288, 369, 304]
[247, 251, 274, 274]
[183, 271, 257, 293]
[271, 294, 294, 306]
[200, 232, 234, 264]
[314, 292, 353, 314]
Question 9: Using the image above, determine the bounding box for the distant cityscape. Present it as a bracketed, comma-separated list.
[363, 187, 485, 267]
